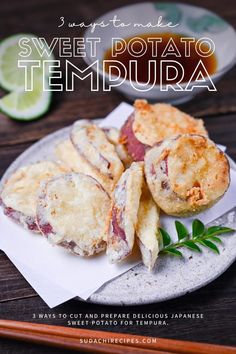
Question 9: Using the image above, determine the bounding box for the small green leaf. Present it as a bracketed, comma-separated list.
[175, 221, 189, 240]
[192, 219, 205, 238]
[206, 226, 234, 236]
[163, 248, 183, 257]
[199, 240, 220, 254]
[182, 241, 201, 252]
[206, 226, 222, 233]
[159, 228, 172, 247]
[209, 236, 222, 244]
[220, 227, 234, 233]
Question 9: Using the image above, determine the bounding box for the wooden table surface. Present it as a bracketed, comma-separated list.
[0, 0, 236, 352]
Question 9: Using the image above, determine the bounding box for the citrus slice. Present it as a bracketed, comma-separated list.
[0, 34, 54, 91]
[0, 78, 52, 121]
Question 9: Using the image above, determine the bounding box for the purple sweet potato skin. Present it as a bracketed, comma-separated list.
[0, 197, 39, 232]
[107, 204, 130, 262]
[37, 219, 53, 236]
[120, 114, 147, 162]
[110, 206, 126, 241]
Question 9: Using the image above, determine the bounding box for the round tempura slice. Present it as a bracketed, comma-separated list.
[120, 112, 147, 162]
[106, 162, 143, 263]
[55, 137, 122, 195]
[136, 184, 160, 271]
[55, 139, 85, 172]
[55, 129, 131, 182]
[36, 173, 111, 256]
[0, 161, 67, 232]
[120, 99, 208, 161]
[55, 139, 101, 177]
[71, 121, 124, 194]
[145, 134, 230, 216]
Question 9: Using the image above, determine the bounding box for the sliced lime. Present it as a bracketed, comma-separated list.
[0, 78, 52, 121]
[0, 33, 54, 91]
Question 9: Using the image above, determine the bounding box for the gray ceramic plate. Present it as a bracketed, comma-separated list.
[1, 123, 236, 306]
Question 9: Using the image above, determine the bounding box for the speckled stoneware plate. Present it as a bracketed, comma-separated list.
[1, 122, 236, 306]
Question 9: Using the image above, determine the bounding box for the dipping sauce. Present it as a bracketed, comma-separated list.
[103, 33, 217, 85]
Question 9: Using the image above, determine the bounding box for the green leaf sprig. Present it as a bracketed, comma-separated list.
[158, 219, 234, 257]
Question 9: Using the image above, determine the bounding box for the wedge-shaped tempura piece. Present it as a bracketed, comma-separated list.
[106, 162, 143, 263]
[136, 185, 160, 270]
[36, 173, 111, 256]
[103, 127, 132, 167]
[71, 122, 124, 194]
[0, 161, 67, 232]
